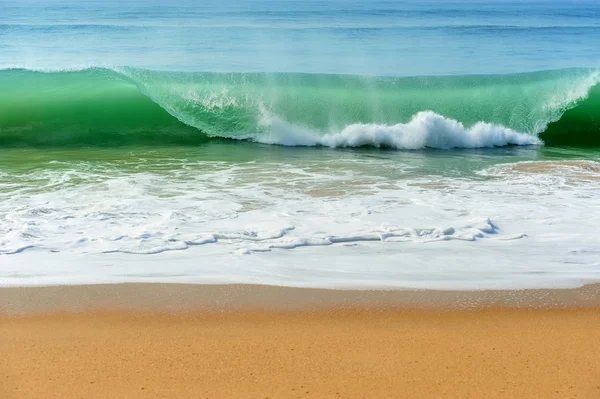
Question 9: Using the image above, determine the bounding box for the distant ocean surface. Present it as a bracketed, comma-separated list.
[1, 0, 599, 289]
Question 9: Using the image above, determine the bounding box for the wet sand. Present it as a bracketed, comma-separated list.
[1, 284, 599, 398]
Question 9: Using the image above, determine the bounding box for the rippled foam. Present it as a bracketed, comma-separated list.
[1, 155, 599, 289]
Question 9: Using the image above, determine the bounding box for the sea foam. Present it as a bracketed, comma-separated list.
[254, 111, 542, 149]
[2, 157, 599, 289]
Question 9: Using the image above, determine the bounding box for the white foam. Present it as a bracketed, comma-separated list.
[252, 111, 541, 149]
[1, 158, 599, 289]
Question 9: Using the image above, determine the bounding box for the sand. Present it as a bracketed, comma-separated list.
[1, 284, 600, 398]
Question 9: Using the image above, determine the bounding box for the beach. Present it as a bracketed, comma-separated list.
[1, 284, 599, 398]
[2, 1, 600, 397]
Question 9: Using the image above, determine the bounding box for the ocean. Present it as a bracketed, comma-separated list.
[1, 0, 599, 289]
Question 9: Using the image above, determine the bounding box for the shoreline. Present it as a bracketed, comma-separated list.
[1, 282, 599, 316]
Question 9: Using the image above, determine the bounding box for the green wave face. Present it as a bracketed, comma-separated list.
[0, 67, 598, 148]
[541, 83, 600, 147]
[0, 69, 203, 147]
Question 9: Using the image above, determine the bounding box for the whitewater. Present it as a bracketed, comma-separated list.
[1, 0, 600, 289]
[2, 147, 600, 289]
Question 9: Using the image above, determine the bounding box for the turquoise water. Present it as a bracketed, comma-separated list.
[1, 1, 599, 288]
[0, 67, 599, 148]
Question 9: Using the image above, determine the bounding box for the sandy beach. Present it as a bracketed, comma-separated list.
[4, 1, 600, 398]
[1, 284, 599, 398]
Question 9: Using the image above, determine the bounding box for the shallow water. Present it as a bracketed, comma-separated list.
[1, 144, 599, 289]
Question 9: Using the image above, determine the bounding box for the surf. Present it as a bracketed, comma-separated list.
[0, 67, 598, 149]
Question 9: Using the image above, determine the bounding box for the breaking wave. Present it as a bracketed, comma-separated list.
[0, 67, 598, 148]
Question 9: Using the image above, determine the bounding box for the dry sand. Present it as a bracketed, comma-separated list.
[1, 284, 599, 398]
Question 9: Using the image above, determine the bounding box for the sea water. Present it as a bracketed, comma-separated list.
[1, 0, 599, 289]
